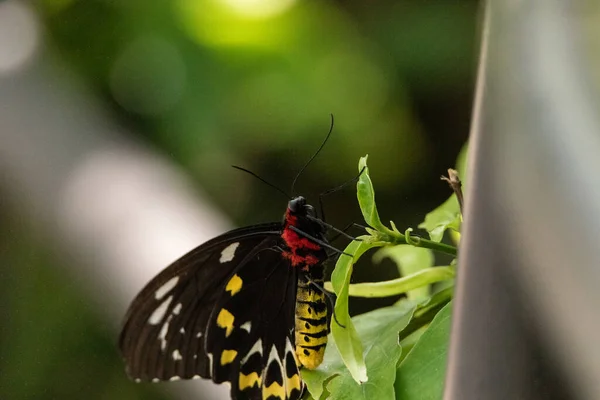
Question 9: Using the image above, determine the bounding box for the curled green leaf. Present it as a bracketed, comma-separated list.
[324, 266, 455, 298]
[357, 156, 393, 235]
[329, 238, 384, 384]
[374, 245, 435, 300]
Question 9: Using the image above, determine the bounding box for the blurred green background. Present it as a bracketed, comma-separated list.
[0, 0, 475, 398]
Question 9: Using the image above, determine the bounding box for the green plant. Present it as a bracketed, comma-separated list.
[302, 146, 467, 400]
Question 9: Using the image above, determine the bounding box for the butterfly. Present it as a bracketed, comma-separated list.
[119, 192, 342, 400]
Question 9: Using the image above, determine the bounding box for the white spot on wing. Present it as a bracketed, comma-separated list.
[172, 303, 182, 315]
[149, 296, 172, 325]
[207, 352, 214, 372]
[134, 378, 141, 383]
[196, 331, 203, 338]
[262, 345, 285, 397]
[192, 375, 201, 379]
[266, 344, 280, 365]
[285, 338, 295, 354]
[170, 376, 181, 381]
[152, 378, 159, 383]
[219, 242, 240, 263]
[154, 277, 179, 300]
[158, 315, 172, 351]
[285, 338, 299, 371]
[172, 349, 182, 361]
[179, 327, 185, 334]
[240, 321, 252, 333]
[241, 339, 263, 364]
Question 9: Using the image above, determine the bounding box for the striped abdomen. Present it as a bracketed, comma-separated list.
[294, 274, 328, 370]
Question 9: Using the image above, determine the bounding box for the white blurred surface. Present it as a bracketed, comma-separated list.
[0, 1, 39, 74]
[0, 4, 230, 398]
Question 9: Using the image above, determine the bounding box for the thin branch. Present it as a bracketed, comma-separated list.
[441, 168, 464, 214]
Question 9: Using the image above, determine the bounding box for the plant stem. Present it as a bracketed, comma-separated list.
[382, 233, 458, 256]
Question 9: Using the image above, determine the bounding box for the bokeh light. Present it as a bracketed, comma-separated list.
[219, 0, 297, 19]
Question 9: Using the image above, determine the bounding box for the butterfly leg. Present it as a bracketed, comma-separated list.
[317, 220, 367, 243]
[304, 276, 346, 329]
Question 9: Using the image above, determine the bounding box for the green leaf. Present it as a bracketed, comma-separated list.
[417, 195, 461, 242]
[303, 303, 416, 400]
[324, 266, 455, 298]
[373, 245, 435, 301]
[357, 156, 393, 235]
[455, 141, 468, 186]
[397, 325, 428, 365]
[329, 239, 384, 385]
[395, 302, 453, 400]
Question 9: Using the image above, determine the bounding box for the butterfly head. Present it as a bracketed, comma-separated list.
[288, 196, 316, 218]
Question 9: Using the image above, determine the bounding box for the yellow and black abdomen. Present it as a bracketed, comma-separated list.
[294, 274, 328, 370]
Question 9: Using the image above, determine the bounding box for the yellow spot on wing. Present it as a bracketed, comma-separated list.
[216, 309, 235, 337]
[220, 349, 238, 365]
[286, 374, 302, 396]
[263, 381, 285, 400]
[226, 274, 243, 296]
[239, 372, 261, 389]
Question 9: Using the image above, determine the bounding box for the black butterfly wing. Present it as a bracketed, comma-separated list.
[204, 246, 304, 400]
[118, 222, 282, 382]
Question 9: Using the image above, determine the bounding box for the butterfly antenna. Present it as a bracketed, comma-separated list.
[290, 114, 335, 196]
[232, 165, 292, 200]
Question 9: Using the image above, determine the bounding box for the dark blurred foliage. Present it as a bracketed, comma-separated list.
[2, 0, 475, 398]
[0, 200, 169, 400]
